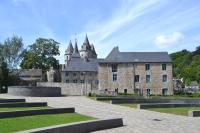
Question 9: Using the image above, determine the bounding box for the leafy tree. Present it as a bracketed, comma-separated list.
[0, 62, 9, 92]
[170, 45, 200, 86]
[1, 36, 24, 69]
[20, 38, 60, 71]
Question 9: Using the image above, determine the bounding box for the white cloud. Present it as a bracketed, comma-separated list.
[155, 32, 184, 48]
[76, 1, 159, 41]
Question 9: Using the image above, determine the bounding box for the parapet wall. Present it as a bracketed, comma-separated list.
[8, 86, 61, 97]
[37, 82, 96, 96]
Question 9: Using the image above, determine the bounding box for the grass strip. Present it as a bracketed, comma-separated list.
[0, 113, 95, 133]
[147, 107, 200, 116]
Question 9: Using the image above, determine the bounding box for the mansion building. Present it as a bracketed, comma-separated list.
[60, 35, 173, 95]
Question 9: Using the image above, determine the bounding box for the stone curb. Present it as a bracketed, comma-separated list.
[0, 102, 47, 108]
[16, 118, 123, 133]
[0, 108, 75, 118]
[138, 103, 200, 109]
[0, 99, 26, 103]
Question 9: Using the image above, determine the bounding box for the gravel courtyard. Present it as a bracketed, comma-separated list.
[0, 94, 200, 133]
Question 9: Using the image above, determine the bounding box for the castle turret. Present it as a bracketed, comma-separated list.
[71, 39, 80, 58]
[80, 34, 97, 59]
[65, 40, 74, 64]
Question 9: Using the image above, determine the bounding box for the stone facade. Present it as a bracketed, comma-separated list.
[98, 47, 173, 95]
[98, 63, 173, 95]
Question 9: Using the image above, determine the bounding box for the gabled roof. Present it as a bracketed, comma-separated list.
[63, 58, 98, 72]
[99, 47, 172, 63]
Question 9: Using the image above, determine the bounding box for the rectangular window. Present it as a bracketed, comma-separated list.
[146, 75, 151, 83]
[112, 74, 117, 81]
[145, 64, 150, 71]
[111, 64, 118, 72]
[66, 80, 69, 83]
[73, 73, 76, 76]
[163, 75, 167, 82]
[134, 75, 140, 82]
[162, 64, 167, 70]
[80, 80, 85, 83]
[73, 79, 77, 83]
[95, 80, 99, 84]
[65, 72, 69, 77]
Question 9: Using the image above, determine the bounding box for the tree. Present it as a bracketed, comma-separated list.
[0, 62, 9, 92]
[20, 38, 60, 71]
[1, 36, 24, 69]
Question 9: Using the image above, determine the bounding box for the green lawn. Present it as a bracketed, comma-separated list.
[147, 107, 200, 116]
[0, 106, 50, 112]
[0, 113, 95, 133]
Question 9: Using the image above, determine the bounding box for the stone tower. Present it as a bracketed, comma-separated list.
[79, 34, 97, 59]
[64, 40, 74, 64]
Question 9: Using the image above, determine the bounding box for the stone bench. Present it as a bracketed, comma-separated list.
[0, 108, 75, 118]
[138, 103, 200, 109]
[188, 110, 200, 117]
[0, 99, 26, 103]
[0, 102, 47, 108]
[16, 118, 123, 133]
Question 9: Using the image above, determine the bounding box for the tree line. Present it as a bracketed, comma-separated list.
[0, 36, 60, 92]
[170, 46, 200, 86]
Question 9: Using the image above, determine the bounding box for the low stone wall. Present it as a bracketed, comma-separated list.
[37, 82, 94, 96]
[97, 97, 200, 104]
[110, 99, 170, 104]
[138, 103, 200, 109]
[0, 102, 47, 108]
[0, 99, 25, 103]
[188, 110, 200, 117]
[0, 108, 75, 118]
[17, 118, 123, 133]
[8, 86, 61, 97]
[96, 96, 144, 101]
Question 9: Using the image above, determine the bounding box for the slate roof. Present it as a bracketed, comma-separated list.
[71, 40, 80, 58]
[63, 58, 98, 72]
[99, 47, 172, 63]
[65, 40, 74, 54]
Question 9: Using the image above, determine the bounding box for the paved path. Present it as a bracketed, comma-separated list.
[1, 94, 200, 133]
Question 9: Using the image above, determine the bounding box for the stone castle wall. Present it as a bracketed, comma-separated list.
[37, 82, 95, 96]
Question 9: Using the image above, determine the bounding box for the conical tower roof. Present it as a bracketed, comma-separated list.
[72, 39, 80, 58]
[65, 40, 74, 54]
[83, 34, 91, 49]
[91, 44, 97, 55]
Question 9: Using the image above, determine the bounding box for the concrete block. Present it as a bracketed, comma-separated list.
[188, 110, 200, 117]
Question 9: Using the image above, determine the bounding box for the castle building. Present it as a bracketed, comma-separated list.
[61, 35, 98, 90]
[61, 35, 173, 95]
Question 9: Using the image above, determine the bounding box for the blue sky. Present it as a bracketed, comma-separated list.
[0, 0, 200, 63]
